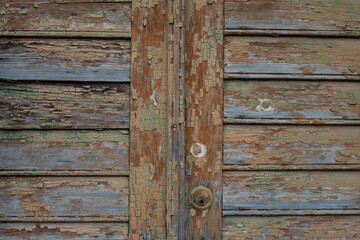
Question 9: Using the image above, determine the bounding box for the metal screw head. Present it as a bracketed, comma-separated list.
[190, 186, 214, 211]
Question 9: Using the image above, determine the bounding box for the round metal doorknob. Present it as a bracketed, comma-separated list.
[190, 186, 214, 211]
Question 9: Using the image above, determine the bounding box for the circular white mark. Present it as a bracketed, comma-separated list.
[190, 143, 207, 158]
[256, 98, 274, 112]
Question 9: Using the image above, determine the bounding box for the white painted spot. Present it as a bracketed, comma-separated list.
[256, 98, 274, 112]
[190, 143, 207, 158]
[150, 90, 158, 106]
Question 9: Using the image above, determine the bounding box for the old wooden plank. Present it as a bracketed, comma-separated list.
[0, 38, 130, 82]
[223, 209, 360, 216]
[225, 37, 360, 80]
[184, 0, 223, 239]
[223, 216, 360, 239]
[0, 177, 128, 221]
[0, 82, 129, 129]
[0, 223, 128, 239]
[0, 2, 131, 38]
[225, 0, 360, 36]
[0, 130, 129, 172]
[225, 119, 360, 125]
[224, 125, 360, 167]
[225, 81, 360, 121]
[223, 171, 360, 212]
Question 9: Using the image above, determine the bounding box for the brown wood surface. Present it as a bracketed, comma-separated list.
[0, 82, 129, 129]
[223, 216, 360, 239]
[225, 81, 360, 122]
[225, 0, 360, 36]
[224, 125, 360, 168]
[184, 0, 223, 239]
[0, 177, 128, 221]
[0, 223, 128, 239]
[0, 38, 130, 82]
[0, 1, 131, 38]
[0, 130, 129, 172]
[223, 171, 360, 212]
[225, 36, 360, 80]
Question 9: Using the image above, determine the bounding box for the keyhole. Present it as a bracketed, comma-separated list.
[196, 196, 205, 206]
[190, 186, 214, 211]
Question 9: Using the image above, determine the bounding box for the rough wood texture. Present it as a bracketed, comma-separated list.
[0, 1, 131, 38]
[130, 1, 170, 239]
[0, 177, 128, 221]
[223, 216, 360, 239]
[184, 0, 223, 239]
[0, 38, 130, 82]
[225, 36, 360, 80]
[0, 82, 129, 129]
[224, 125, 360, 168]
[225, 0, 360, 36]
[0, 130, 129, 172]
[0, 223, 128, 240]
[223, 171, 360, 212]
[225, 81, 360, 121]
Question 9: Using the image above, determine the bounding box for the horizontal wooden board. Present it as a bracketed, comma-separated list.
[223, 171, 360, 212]
[225, 81, 360, 121]
[223, 216, 360, 239]
[0, 1, 131, 38]
[225, 0, 360, 36]
[0, 177, 128, 221]
[0, 82, 129, 129]
[0, 223, 128, 239]
[225, 37, 360, 80]
[0, 130, 129, 172]
[224, 125, 360, 167]
[0, 38, 130, 82]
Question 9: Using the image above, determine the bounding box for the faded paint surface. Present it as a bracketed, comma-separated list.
[225, 0, 360, 36]
[0, 1, 131, 38]
[0, 82, 130, 129]
[184, 0, 223, 238]
[225, 37, 360, 80]
[0, 38, 130, 82]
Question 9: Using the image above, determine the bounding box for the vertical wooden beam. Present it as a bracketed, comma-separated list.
[130, 0, 186, 239]
[130, 1, 169, 239]
[184, 0, 224, 239]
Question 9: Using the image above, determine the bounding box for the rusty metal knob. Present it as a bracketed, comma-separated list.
[190, 186, 214, 211]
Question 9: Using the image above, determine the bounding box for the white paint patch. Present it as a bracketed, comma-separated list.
[190, 143, 207, 158]
[150, 90, 158, 106]
[256, 98, 275, 112]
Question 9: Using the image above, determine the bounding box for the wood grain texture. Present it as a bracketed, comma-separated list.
[225, 0, 360, 36]
[224, 125, 360, 168]
[129, 1, 170, 239]
[0, 223, 128, 240]
[0, 1, 131, 38]
[0, 130, 129, 172]
[184, 0, 223, 239]
[0, 82, 129, 129]
[0, 38, 130, 82]
[223, 216, 360, 239]
[225, 36, 360, 80]
[225, 81, 360, 122]
[0, 177, 128, 221]
[223, 171, 360, 212]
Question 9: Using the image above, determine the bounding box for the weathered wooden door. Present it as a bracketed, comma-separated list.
[1, 0, 360, 239]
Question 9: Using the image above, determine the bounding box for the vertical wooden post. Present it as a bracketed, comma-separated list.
[184, 0, 224, 239]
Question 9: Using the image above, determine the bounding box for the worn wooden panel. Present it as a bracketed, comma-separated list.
[223, 216, 360, 239]
[0, 38, 130, 82]
[0, 177, 128, 221]
[225, 37, 360, 80]
[0, 82, 129, 129]
[0, 223, 128, 240]
[184, 0, 224, 239]
[224, 125, 360, 168]
[225, 0, 360, 36]
[0, 1, 131, 38]
[223, 171, 360, 212]
[0, 130, 129, 172]
[225, 81, 360, 121]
